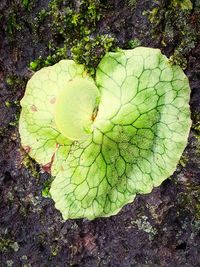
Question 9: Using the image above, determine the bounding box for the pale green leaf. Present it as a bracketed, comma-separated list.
[19, 47, 191, 220]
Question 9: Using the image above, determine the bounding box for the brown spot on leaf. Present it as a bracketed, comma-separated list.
[42, 143, 60, 174]
[91, 106, 98, 121]
[61, 166, 64, 171]
[91, 113, 97, 121]
[50, 97, 56, 104]
[31, 104, 37, 112]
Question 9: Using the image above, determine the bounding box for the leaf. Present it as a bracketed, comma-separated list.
[54, 78, 100, 140]
[19, 60, 91, 172]
[19, 47, 191, 220]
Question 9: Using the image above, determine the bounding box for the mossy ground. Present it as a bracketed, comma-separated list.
[0, 0, 200, 266]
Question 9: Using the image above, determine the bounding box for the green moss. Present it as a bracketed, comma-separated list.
[5, 101, 12, 108]
[192, 115, 200, 164]
[169, 50, 187, 70]
[50, 243, 60, 256]
[127, 0, 138, 8]
[49, 0, 102, 41]
[50, 0, 116, 72]
[6, 74, 25, 89]
[21, 0, 30, 10]
[127, 38, 141, 49]
[42, 178, 54, 198]
[29, 0, 116, 74]
[179, 153, 189, 168]
[192, 113, 200, 136]
[144, 1, 199, 68]
[4, 1, 33, 36]
[171, 0, 193, 10]
[6, 77, 15, 86]
[4, 75, 22, 127]
[36, 9, 48, 23]
[20, 0, 35, 11]
[71, 34, 115, 74]
[4, 75, 24, 129]
[195, 202, 200, 219]
[4, 0, 43, 43]
[7, 12, 22, 36]
[22, 150, 39, 179]
[145, 7, 160, 24]
[178, 188, 200, 220]
[29, 60, 39, 71]
[29, 46, 67, 71]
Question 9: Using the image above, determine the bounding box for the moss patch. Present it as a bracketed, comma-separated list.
[144, 1, 200, 68]
[28, 0, 116, 74]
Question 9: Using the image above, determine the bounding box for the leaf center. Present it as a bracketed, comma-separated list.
[54, 78, 100, 140]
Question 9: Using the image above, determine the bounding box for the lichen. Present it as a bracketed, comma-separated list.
[0, 238, 19, 253]
[133, 215, 157, 240]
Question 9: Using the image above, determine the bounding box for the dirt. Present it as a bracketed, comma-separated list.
[0, 0, 200, 266]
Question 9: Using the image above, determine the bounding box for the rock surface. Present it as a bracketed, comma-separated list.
[0, 0, 200, 266]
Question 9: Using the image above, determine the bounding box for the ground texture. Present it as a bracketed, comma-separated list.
[0, 0, 200, 266]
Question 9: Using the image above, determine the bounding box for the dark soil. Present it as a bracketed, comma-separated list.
[0, 0, 200, 266]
